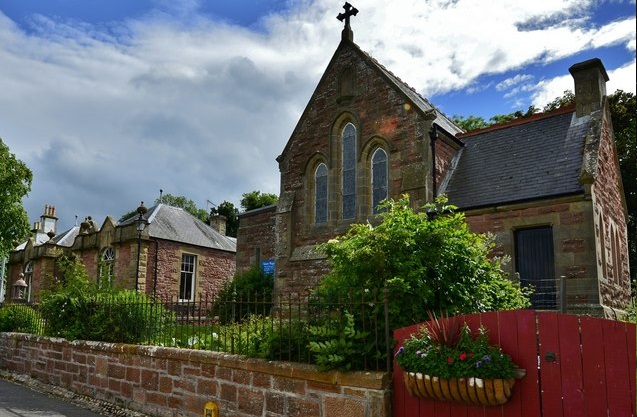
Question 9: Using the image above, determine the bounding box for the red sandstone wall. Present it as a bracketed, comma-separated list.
[146, 239, 235, 300]
[464, 199, 605, 314]
[592, 112, 631, 308]
[236, 206, 276, 273]
[0, 333, 390, 417]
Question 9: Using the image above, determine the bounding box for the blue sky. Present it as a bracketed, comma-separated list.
[0, 0, 635, 232]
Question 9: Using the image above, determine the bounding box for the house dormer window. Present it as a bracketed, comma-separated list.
[342, 123, 357, 220]
[315, 163, 328, 224]
[371, 148, 388, 214]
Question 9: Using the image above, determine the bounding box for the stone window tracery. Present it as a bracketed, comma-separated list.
[99, 247, 115, 288]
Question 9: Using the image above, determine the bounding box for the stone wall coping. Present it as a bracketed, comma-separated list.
[462, 193, 588, 216]
[2, 333, 391, 390]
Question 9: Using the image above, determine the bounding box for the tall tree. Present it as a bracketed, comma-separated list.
[608, 91, 636, 279]
[155, 193, 209, 223]
[0, 138, 33, 255]
[240, 191, 278, 211]
[210, 201, 240, 237]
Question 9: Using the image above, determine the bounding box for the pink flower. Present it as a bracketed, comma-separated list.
[447, 357, 454, 364]
[459, 352, 467, 361]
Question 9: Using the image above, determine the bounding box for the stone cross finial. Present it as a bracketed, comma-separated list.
[337, 2, 358, 28]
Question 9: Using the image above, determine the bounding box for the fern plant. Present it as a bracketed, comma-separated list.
[308, 311, 370, 371]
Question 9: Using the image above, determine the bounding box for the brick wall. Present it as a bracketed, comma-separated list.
[236, 206, 277, 273]
[0, 333, 391, 417]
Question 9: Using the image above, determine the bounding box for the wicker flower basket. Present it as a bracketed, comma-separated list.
[403, 371, 521, 406]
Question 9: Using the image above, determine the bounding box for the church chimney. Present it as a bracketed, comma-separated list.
[568, 58, 609, 118]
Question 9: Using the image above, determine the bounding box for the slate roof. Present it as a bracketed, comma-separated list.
[442, 108, 589, 209]
[120, 204, 236, 252]
[52, 226, 80, 247]
[13, 226, 80, 251]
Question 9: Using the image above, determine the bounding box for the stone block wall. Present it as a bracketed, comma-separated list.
[236, 205, 276, 273]
[590, 111, 631, 310]
[464, 197, 604, 315]
[147, 240, 236, 300]
[0, 333, 391, 417]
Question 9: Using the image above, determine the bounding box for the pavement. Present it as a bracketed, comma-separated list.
[0, 372, 150, 417]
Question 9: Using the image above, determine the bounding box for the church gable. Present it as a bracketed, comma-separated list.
[278, 39, 460, 236]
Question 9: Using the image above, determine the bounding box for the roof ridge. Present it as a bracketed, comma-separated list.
[458, 104, 576, 138]
[362, 48, 436, 106]
[358, 46, 461, 134]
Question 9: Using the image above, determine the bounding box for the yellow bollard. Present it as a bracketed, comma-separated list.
[203, 401, 219, 417]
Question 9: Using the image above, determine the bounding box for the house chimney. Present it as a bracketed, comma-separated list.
[40, 204, 58, 235]
[568, 58, 609, 118]
[210, 214, 227, 236]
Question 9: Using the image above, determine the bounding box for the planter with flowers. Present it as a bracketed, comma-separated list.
[395, 315, 526, 406]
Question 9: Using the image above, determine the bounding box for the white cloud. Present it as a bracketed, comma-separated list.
[496, 74, 534, 92]
[0, 0, 634, 230]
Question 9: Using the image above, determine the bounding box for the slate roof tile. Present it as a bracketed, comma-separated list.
[443, 110, 588, 209]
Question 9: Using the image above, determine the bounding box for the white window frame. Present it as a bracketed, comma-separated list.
[179, 254, 196, 302]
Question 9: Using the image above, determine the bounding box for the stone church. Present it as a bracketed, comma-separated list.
[237, 6, 631, 316]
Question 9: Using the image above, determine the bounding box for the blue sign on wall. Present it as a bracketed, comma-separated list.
[261, 259, 275, 277]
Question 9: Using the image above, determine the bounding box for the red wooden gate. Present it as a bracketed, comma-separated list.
[392, 310, 636, 417]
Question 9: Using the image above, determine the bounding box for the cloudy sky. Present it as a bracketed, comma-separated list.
[0, 0, 635, 233]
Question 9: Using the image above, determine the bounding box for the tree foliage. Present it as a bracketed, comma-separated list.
[608, 91, 636, 279]
[318, 196, 530, 330]
[453, 106, 538, 131]
[0, 138, 32, 255]
[156, 193, 209, 222]
[240, 190, 278, 211]
[210, 200, 240, 237]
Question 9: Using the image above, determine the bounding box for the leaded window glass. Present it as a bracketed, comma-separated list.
[99, 247, 115, 288]
[24, 262, 33, 302]
[315, 163, 328, 224]
[372, 148, 388, 214]
[342, 123, 356, 220]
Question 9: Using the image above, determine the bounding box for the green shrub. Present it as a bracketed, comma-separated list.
[0, 304, 43, 334]
[214, 267, 274, 324]
[318, 195, 531, 330]
[308, 311, 370, 371]
[40, 257, 175, 343]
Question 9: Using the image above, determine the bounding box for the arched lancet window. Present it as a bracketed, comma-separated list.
[598, 214, 607, 279]
[611, 226, 621, 285]
[342, 123, 357, 220]
[24, 262, 33, 302]
[371, 148, 388, 214]
[315, 163, 328, 224]
[99, 247, 115, 288]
